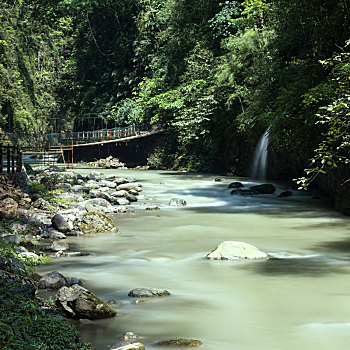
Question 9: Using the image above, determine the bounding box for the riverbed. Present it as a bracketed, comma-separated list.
[38, 168, 350, 350]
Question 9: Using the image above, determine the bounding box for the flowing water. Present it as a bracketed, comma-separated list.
[38, 169, 350, 350]
[251, 129, 270, 180]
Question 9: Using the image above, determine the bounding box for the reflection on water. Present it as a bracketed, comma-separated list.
[38, 169, 350, 350]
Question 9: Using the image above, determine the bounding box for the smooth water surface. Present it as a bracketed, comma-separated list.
[39, 169, 350, 350]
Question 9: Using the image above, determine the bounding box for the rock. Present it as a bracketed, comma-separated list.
[111, 343, 146, 350]
[38, 271, 68, 290]
[128, 288, 171, 298]
[56, 284, 116, 319]
[228, 181, 244, 189]
[56, 192, 84, 202]
[105, 175, 116, 180]
[128, 189, 139, 196]
[207, 241, 268, 260]
[100, 180, 117, 188]
[90, 191, 113, 202]
[169, 198, 187, 206]
[75, 211, 118, 234]
[127, 194, 138, 202]
[249, 184, 276, 194]
[90, 171, 102, 176]
[32, 198, 51, 209]
[71, 185, 90, 193]
[115, 198, 130, 206]
[15, 246, 28, 253]
[85, 181, 100, 189]
[66, 230, 83, 236]
[67, 277, 82, 286]
[117, 183, 142, 192]
[114, 178, 130, 185]
[2, 235, 24, 245]
[82, 198, 115, 213]
[48, 229, 67, 240]
[111, 190, 129, 198]
[50, 241, 69, 252]
[278, 190, 293, 197]
[120, 332, 142, 343]
[156, 339, 202, 348]
[51, 214, 70, 233]
[86, 174, 97, 181]
[18, 252, 39, 260]
[230, 189, 259, 196]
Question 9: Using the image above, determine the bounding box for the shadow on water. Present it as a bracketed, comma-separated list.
[312, 237, 350, 257]
[239, 257, 349, 277]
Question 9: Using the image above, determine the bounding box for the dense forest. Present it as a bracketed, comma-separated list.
[1, 0, 349, 193]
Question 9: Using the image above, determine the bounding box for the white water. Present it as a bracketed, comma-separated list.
[38, 169, 350, 350]
[251, 129, 270, 180]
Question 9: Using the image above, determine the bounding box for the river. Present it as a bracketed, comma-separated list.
[38, 168, 350, 350]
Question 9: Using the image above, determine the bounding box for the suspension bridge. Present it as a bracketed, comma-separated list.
[0, 124, 165, 170]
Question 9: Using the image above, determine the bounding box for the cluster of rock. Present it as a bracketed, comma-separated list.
[88, 156, 127, 169]
[227, 181, 292, 198]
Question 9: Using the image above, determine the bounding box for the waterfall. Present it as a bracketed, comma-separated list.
[250, 128, 270, 180]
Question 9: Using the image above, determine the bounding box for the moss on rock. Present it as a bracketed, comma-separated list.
[75, 211, 119, 234]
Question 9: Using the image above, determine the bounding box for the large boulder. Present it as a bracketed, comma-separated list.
[128, 288, 171, 298]
[56, 284, 116, 319]
[75, 211, 118, 234]
[2, 235, 24, 245]
[249, 184, 276, 194]
[38, 271, 68, 290]
[51, 214, 70, 233]
[228, 182, 244, 189]
[207, 241, 268, 260]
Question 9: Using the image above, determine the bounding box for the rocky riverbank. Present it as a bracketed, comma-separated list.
[0, 165, 203, 350]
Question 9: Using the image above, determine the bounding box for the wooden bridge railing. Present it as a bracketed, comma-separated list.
[0, 123, 150, 150]
[0, 144, 23, 173]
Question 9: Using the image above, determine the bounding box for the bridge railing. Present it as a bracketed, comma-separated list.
[0, 124, 150, 149]
[0, 144, 23, 173]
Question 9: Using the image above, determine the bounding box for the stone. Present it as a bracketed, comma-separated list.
[114, 178, 130, 185]
[214, 177, 222, 182]
[38, 271, 68, 290]
[56, 284, 116, 319]
[128, 288, 171, 298]
[115, 198, 130, 206]
[82, 198, 115, 213]
[51, 214, 70, 233]
[67, 277, 82, 286]
[249, 184, 276, 194]
[111, 190, 129, 198]
[228, 181, 244, 189]
[50, 241, 69, 252]
[128, 189, 139, 196]
[32, 198, 51, 209]
[75, 211, 118, 234]
[2, 235, 24, 245]
[207, 241, 268, 260]
[100, 180, 117, 188]
[48, 229, 67, 240]
[169, 198, 187, 206]
[127, 194, 138, 202]
[111, 343, 146, 350]
[156, 339, 202, 347]
[71, 185, 90, 193]
[18, 252, 39, 260]
[15, 246, 28, 253]
[278, 190, 293, 197]
[117, 183, 142, 192]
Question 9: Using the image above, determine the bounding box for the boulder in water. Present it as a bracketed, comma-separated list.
[230, 189, 259, 196]
[156, 338, 203, 347]
[249, 184, 276, 194]
[75, 211, 118, 234]
[228, 181, 244, 189]
[207, 241, 268, 260]
[128, 288, 171, 298]
[56, 284, 116, 319]
[169, 198, 187, 206]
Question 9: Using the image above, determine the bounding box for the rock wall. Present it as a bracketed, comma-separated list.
[0, 172, 29, 193]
